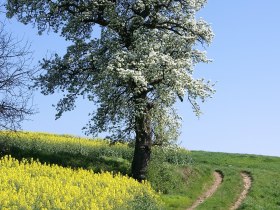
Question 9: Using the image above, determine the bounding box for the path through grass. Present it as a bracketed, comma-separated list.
[189, 151, 280, 210]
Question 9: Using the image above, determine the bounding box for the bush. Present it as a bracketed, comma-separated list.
[147, 160, 187, 194]
[152, 145, 191, 165]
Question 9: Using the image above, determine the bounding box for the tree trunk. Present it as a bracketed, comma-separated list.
[131, 110, 152, 182]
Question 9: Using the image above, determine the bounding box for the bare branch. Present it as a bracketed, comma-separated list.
[0, 21, 36, 130]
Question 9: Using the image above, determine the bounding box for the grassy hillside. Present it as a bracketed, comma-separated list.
[0, 131, 279, 209]
[191, 151, 280, 210]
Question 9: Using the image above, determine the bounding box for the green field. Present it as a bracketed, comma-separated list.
[0, 131, 279, 209]
[190, 151, 280, 210]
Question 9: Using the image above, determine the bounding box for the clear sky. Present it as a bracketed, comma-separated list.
[1, 1, 280, 157]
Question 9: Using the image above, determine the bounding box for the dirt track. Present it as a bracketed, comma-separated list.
[230, 172, 252, 210]
[187, 171, 223, 210]
[187, 171, 252, 210]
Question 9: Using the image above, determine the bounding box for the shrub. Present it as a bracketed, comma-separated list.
[147, 160, 187, 194]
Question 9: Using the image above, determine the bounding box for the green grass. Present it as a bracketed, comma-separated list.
[147, 159, 208, 207]
[1, 132, 280, 209]
[158, 166, 214, 210]
[190, 151, 280, 210]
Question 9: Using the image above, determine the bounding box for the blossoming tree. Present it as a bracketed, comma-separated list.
[6, 0, 214, 181]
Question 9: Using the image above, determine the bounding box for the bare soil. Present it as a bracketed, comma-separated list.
[230, 172, 252, 210]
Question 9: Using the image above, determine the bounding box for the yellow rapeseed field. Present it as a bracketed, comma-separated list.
[0, 155, 161, 209]
[0, 131, 130, 158]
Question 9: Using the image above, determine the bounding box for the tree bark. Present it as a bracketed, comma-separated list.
[131, 108, 152, 182]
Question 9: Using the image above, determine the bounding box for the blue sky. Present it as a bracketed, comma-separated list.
[1, 1, 280, 157]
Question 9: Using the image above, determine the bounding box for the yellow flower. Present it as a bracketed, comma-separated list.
[0, 155, 160, 209]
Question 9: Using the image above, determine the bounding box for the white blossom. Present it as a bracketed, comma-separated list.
[7, 0, 215, 143]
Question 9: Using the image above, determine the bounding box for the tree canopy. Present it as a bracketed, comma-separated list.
[6, 0, 215, 180]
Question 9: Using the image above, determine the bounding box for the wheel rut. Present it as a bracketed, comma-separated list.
[230, 172, 252, 210]
[187, 170, 223, 210]
[186, 171, 252, 210]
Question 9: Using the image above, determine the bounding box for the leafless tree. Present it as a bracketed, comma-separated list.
[0, 21, 35, 130]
